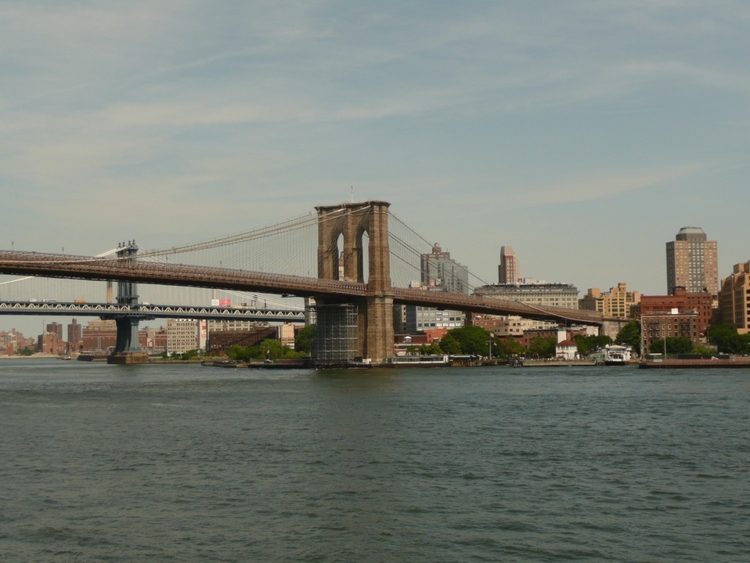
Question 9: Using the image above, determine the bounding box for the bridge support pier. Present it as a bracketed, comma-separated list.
[361, 296, 394, 364]
[108, 317, 149, 364]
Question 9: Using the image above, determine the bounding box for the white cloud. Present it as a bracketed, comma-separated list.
[503, 163, 708, 207]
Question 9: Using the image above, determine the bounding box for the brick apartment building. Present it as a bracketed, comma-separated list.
[719, 261, 750, 334]
[631, 286, 713, 338]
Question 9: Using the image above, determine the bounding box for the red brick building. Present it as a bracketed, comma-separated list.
[81, 320, 150, 353]
[641, 311, 700, 353]
[631, 287, 713, 337]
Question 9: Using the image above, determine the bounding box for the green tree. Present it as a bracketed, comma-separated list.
[649, 337, 694, 355]
[528, 336, 557, 358]
[17, 348, 34, 356]
[691, 344, 716, 356]
[446, 326, 491, 356]
[708, 324, 750, 354]
[295, 324, 316, 355]
[488, 334, 504, 358]
[573, 334, 590, 356]
[419, 343, 443, 355]
[438, 333, 461, 355]
[500, 336, 526, 357]
[260, 339, 285, 360]
[284, 349, 308, 359]
[648, 338, 666, 355]
[226, 344, 248, 361]
[246, 345, 262, 359]
[615, 320, 641, 351]
[667, 337, 694, 354]
[574, 334, 612, 356]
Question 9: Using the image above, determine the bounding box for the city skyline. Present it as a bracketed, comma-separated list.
[2, 2, 749, 335]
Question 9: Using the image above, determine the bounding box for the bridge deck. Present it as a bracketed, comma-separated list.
[0, 251, 605, 325]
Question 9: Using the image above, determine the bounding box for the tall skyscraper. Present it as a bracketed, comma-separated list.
[498, 246, 519, 284]
[666, 227, 718, 297]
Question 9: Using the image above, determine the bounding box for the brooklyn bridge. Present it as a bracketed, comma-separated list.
[0, 201, 614, 364]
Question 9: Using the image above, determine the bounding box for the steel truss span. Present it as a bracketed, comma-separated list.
[0, 301, 305, 322]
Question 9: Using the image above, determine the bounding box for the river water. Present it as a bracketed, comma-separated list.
[1, 360, 748, 562]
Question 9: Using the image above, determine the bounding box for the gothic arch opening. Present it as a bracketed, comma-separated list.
[336, 232, 344, 281]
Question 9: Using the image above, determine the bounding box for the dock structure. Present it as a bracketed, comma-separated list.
[639, 358, 750, 369]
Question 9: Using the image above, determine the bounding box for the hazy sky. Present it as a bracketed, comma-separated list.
[2, 1, 749, 335]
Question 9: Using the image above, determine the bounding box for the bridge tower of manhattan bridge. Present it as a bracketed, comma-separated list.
[314, 201, 394, 366]
[107, 241, 150, 364]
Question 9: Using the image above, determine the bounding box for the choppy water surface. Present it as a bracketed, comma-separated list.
[1, 360, 748, 562]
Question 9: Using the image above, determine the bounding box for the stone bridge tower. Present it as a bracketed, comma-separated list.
[315, 201, 394, 364]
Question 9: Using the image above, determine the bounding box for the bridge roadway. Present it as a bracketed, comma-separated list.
[0, 250, 606, 325]
[0, 301, 305, 322]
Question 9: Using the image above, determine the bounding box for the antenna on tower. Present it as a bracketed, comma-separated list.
[350, 185, 354, 203]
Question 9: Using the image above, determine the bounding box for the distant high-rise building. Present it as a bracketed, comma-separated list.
[67, 319, 82, 353]
[498, 246, 519, 284]
[38, 331, 62, 355]
[420, 243, 469, 294]
[403, 244, 468, 334]
[666, 227, 718, 297]
[579, 283, 641, 319]
[46, 322, 64, 342]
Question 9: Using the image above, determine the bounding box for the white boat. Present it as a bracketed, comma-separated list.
[591, 345, 631, 366]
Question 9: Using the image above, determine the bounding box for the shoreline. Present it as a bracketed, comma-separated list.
[0, 354, 60, 360]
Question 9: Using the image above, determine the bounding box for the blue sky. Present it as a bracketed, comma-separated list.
[2, 1, 749, 335]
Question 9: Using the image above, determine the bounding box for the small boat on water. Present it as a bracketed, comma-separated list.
[590, 345, 632, 366]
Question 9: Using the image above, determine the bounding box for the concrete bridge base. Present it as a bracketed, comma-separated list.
[107, 352, 149, 365]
